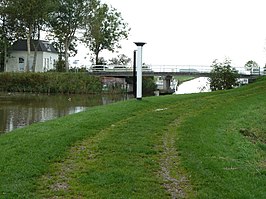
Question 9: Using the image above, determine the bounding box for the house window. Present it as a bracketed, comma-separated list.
[29, 56, 33, 72]
[44, 58, 49, 67]
[47, 58, 50, 69]
[19, 57, 25, 71]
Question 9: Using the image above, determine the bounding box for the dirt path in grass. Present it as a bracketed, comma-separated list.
[160, 119, 191, 199]
[36, 107, 193, 198]
[36, 124, 113, 198]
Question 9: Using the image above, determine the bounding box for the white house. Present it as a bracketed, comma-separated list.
[5, 40, 58, 72]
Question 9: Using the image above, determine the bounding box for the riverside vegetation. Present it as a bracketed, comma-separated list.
[0, 77, 265, 198]
[0, 72, 157, 94]
[0, 72, 102, 94]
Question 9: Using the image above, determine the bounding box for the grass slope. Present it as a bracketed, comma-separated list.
[0, 77, 266, 198]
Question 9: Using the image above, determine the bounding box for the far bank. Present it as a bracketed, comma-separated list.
[0, 72, 157, 95]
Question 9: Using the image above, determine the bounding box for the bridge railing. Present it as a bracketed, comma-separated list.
[87, 64, 265, 76]
[149, 65, 212, 73]
[89, 65, 152, 72]
[89, 65, 132, 72]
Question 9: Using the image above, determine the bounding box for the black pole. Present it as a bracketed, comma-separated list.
[133, 50, 137, 98]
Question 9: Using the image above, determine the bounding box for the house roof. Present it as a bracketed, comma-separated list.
[11, 40, 58, 53]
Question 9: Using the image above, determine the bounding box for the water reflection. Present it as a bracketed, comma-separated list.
[0, 92, 132, 134]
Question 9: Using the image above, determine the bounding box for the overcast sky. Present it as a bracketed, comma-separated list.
[72, 0, 266, 68]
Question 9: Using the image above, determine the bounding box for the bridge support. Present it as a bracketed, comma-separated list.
[134, 42, 146, 100]
[159, 75, 175, 95]
[163, 76, 172, 90]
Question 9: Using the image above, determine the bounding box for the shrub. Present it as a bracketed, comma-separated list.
[209, 59, 239, 91]
[142, 77, 157, 95]
[0, 72, 102, 94]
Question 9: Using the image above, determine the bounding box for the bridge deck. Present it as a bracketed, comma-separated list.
[87, 65, 263, 78]
[88, 71, 210, 77]
[88, 71, 255, 78]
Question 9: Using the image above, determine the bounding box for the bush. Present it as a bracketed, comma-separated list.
[0, 72, 102, 94]
[209, 59, 239, 91]
[142, 77, 157, 95]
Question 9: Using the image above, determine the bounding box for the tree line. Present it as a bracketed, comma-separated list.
[0, 0, 130, 72]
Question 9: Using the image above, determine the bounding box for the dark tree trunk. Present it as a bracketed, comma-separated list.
[32, 28, 41, 72]
[65, 41, 69, 72]
[26, 26, 33, 72]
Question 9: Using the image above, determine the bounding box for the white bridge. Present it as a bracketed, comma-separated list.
[88, 65, 264, 77]
[87, 64, 264, 95]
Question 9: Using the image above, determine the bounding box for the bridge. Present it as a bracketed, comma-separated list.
[87, 65, 263, 78]
[87, 65, 264, 95]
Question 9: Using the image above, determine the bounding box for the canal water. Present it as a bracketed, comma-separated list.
[0, 92, 132, 134]
[0, 77, 211, 134]
[175, 77, 211, 94]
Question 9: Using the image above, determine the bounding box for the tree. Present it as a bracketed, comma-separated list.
[209, 59, 239, 91]
[244, 60, 259, 74]
[0, 1, 13, 72]
[52, 40, 78, 72]
[83, 2, 130, 65]
[3, 0, 54, 72]
[109, 54, 131, 65]
[48, 0, 91, 72]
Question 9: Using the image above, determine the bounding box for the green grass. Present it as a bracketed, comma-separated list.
[0, 77, 266, 198]
[174, 76, 195, 84]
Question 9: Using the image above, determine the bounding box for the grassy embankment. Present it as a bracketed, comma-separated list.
[175, 76, 196, 84]
[0, 77, 265, 198]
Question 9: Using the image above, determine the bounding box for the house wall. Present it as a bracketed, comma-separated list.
[6, 51, 58, 72]
[42, 52, 58, 72]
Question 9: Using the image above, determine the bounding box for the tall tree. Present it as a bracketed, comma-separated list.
[48, 0, 89, 72]
[0, 0, 12, 72]
[3, 0, 54, 72]
[31, 21, 43, 72]
[209, 59, 239, 91]
[52, 40, 77, 72]
[83, 2, 130, 65]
